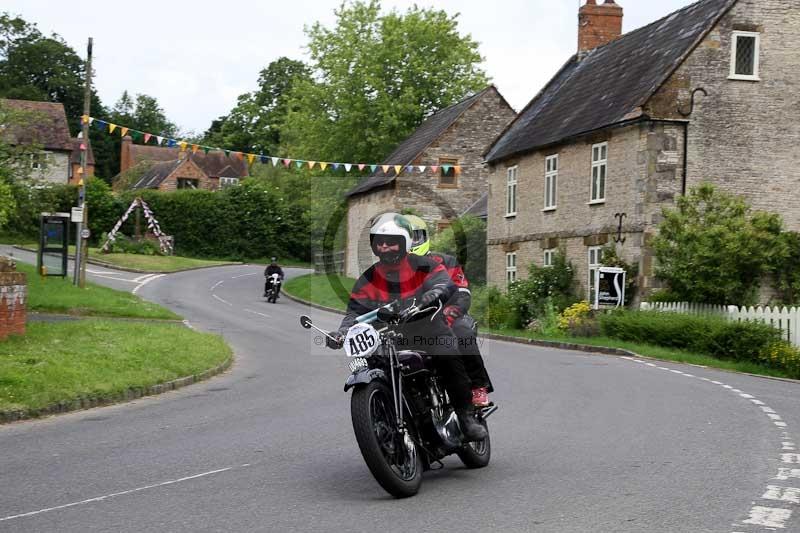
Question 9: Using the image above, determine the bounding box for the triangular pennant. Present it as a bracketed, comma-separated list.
[179, 141, 188, 152]
[430, 165, 439, 174]
[79, 143, 86, 151]
[454, 165, 462, 175]
[81, 115, 90, 124]
[320, 162, 328, 171]
[332, 163, 340, 171]
[108, 123, 117, 134]
[272, 157, 279, 167]
[88, 117, 94, 125]
[131, 131, 142, 142]
[203, 146, 210, 154]
[394, 165, 402, 175]
[418, 166, 426, 173]
[295, 160, 303, 169]
[167, 139, 176, 147]
[406, 166, 413, 173]
[144, 133, 152, 144]
[358, 164, 366, 171]
[344, 163, 352, 172]
[381, 165, 390, 174]
[224, 150, 231, 157]
[260, 155, 268, 164]
[282, 159, 291, 167]
[307, 161, 316, 169]
[156, 135, 164, 145]
[120, 127, 129, 137]
[442, 165, 451, 174]
[370, 165, 377, 172]
[247, 153, 256, 165]
[192, 144, 199, 154]
[94, 120, 106, 130]
[234, 152, 244, 160]
[77, 166, 84, 174]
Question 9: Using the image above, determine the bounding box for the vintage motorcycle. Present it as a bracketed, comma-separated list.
[300, 300, 497, 498]
[264, 273, 281, 304]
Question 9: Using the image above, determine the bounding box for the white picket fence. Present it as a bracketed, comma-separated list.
[640, 301, 800, 346]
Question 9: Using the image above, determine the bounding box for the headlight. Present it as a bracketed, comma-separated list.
[349, 358, 368, 373]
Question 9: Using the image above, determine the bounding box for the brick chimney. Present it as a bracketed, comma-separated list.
[578, 0, 624, 53]
[120, 135, 133, 173]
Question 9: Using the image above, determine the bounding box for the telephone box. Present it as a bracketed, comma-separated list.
[38, 212, 70, 277]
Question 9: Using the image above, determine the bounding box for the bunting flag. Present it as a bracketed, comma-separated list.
[84, 115, 487, 177]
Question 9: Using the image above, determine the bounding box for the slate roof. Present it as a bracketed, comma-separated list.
[1, 99, 74, 151]
[131, 160, 183, 189]
[462, 192, 488, 220]
[346, 86, 499, 198]
[128, 144, 249, 178]
[485, 0, 737, 163]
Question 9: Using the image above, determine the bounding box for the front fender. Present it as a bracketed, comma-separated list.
[344, 368, 386, 392]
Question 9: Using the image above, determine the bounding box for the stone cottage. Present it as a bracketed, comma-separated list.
[345, 85, 516, 278]
[118, 135, 249, 191]
[484, 0, 800, 299]
[1, 99, 94, 184]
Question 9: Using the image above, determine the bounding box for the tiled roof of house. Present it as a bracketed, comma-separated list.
[346, 86, 499, 198]
[485, 0, 736, 163]
[129, 144, 249, 178]
[131, 160, 184, 189]
[462, 192, 488, 219]
[1, 99, 74, 151]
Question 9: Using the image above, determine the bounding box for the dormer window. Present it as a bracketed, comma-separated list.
[730, 31, 760, 81]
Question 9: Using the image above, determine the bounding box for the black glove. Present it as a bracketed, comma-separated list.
[418, 289, 443, 309]
[326, 333, 344, 350]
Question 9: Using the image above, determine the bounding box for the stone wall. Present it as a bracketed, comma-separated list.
[31, 151, 70, 184]
[345, 186, 396, 278]
[0, 257, 26, 340]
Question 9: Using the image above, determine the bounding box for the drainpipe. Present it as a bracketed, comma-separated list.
[677, 88, 708, 195]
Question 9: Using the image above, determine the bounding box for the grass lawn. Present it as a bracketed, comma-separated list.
[18, 243, 236, 272]
[283, 275, 795, 381]
[283, 273, 354, 311]
[0, 320, 231, 412]
[17, 262, 180, 319]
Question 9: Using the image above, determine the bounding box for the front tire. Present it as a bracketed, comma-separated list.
[350, 380, 422, 498]
[456, 419, 491, 468]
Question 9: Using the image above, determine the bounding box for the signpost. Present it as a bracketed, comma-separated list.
[38, 213, 70, 278]
[593, 267, 626, 310]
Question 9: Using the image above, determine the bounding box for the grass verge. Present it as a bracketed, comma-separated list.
[283, 273, 354, 311]
[17, 262, 180, 319]
[283, 275, 795, 381]
[0, 320, 231, 412]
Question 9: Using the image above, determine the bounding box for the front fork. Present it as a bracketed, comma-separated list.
[384, 333, 406, 434]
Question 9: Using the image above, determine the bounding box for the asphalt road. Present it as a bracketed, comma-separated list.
[1, 254, 799, 532]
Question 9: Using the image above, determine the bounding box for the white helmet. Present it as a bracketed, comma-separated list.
[369, 213, 413, 264]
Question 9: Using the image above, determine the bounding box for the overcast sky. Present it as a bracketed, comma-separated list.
[4, 0, 698, 136]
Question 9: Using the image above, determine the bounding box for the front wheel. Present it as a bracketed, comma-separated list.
[350, 380, 422, 498]
[456, 419, 491, 468]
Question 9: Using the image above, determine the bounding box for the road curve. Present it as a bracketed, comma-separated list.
[0, 262, 799, 532]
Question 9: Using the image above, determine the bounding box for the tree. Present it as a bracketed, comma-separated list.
[651, 183, 783, 305]
[203, 57, 310, 155]
[282, 0, 489, 163]
[430, 215, 487, 285]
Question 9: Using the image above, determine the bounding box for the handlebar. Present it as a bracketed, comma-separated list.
[354, 300, 439, 325]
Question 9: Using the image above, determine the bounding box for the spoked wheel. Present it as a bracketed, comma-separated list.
[456, 418, 491, 468]
[350, 380, 422, 498]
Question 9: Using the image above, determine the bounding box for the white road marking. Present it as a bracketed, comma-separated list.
[776, 421, 789, 428]
[132, 274, 165, 295]
[769, 414, 784, 421]
[762, 406, 777, 413]
[741, 506, 792, 528]
[711, 380, 723, 385]
[763, 486, 800, 504]
[88, 273, 137, 283]
[740, 393, 755, 399]
[212, 294, 232, 306]
[0, 465, 249, 522]
[210, 280, 224, 290]
[751, 399, 766, 405]
[182, 320, 193, 330]
[784, 442, 797, 451]
[132, 273, 157, 283]
[782, 454, 800, 464]
[775, 468, 800, 481]
[231, 272, 258, 279]
[244, 309, 271, 318]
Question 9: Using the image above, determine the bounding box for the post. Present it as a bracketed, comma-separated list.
[74, 37, 92, 287]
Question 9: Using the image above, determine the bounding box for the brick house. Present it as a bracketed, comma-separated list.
[484, 0, 800, 301]
[119, 135, 249, 191]
[1, 99, 94, 183]
[345, 86, 516, 278]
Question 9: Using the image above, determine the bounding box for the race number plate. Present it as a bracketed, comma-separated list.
[344, 323, 380, 359]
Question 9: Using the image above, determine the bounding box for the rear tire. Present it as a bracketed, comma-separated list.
[456, 419, 491, 468]
[351, 380, 422, 498]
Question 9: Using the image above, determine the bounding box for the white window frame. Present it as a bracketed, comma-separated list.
[729, 31, 761, 81]
[588, 246, 603, 299]
[544, 155, 558, 210]
[543, 248, 556, 267]
[506, 252, 517, 285]
[219, 176, 239, 188]
[506, 166, 518, 217]
[30, 152, 46, 170]
[590, 142, 607, 204]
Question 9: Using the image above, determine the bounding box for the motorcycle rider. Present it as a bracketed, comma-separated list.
[404, 215, 493, 407]
[327, 213, 487, 441]
[264, 257, 284, 298]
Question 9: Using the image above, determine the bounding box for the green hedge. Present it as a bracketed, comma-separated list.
[599, 310, 781, 364]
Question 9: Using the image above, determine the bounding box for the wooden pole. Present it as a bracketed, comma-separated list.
[74, 37, 92, 287]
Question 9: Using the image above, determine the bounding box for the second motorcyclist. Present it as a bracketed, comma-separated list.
[264, 257, 284, 298]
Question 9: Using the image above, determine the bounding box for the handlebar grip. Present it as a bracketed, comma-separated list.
[355, 308, 379, 324]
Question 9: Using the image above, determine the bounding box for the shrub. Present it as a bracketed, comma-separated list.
[759, 342, 800, 379]
[471, 286, 515, 329]
[599, 310, 781, 363]
[558, 301, 596, 336]
[430, 215, 487, 285]
[507, 251, 577, 328]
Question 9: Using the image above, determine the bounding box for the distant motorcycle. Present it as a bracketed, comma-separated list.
[300, 300, 497, 498]
[265, 273, 282, 304]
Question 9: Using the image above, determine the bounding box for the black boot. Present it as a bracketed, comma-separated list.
[457, 409, 488, 442]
